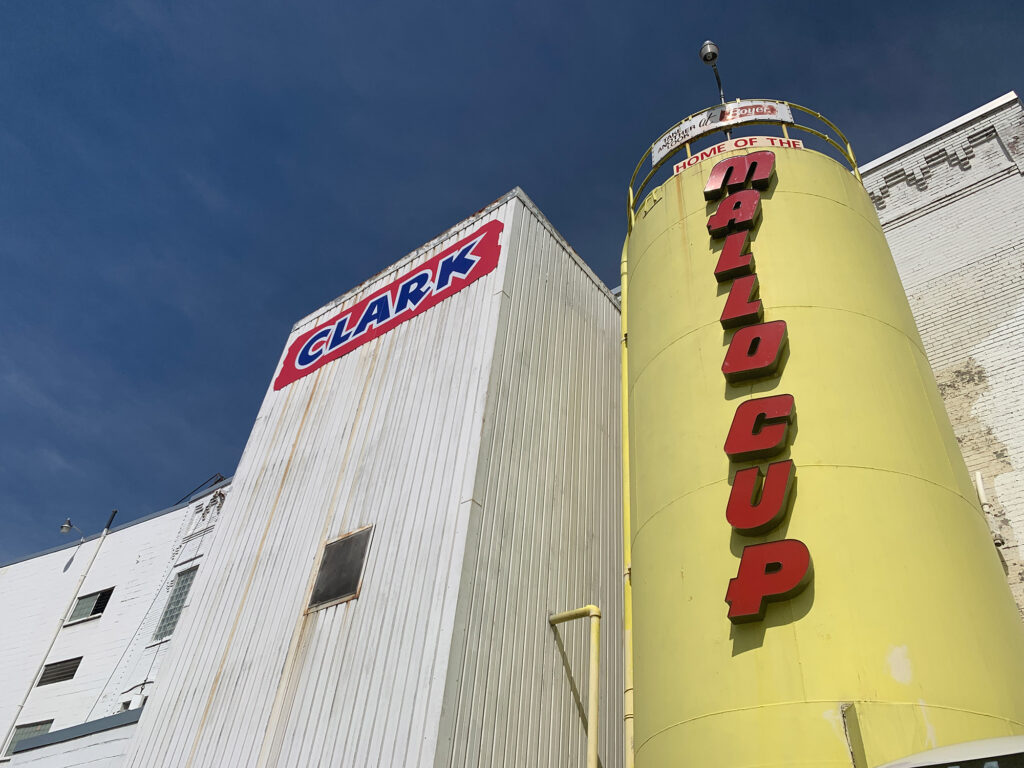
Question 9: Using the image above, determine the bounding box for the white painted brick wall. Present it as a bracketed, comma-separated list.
[0, 484, 227, 759]
[862, 94, 1024, 617]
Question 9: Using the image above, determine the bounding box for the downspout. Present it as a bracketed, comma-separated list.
[549, 605, 602, 768]
[1, 510, 117, 755]
[620, 236, 635, 768]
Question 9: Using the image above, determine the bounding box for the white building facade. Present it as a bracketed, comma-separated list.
[0, 481, 229, 764]
[861, 92, 1024, 617]
[120, 188, 624, 768]
[2, 189, 625, 768]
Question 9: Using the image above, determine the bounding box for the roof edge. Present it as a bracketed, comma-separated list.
[0, 476, 232, 569]
[290, 189, 523, 333]
[860, 92, 1020, 174]
[508, 187, 620, 308]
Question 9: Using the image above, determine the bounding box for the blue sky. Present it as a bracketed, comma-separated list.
[2, 0, 1022, 561]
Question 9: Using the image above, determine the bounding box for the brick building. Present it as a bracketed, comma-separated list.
[861, 92, 1024, 616]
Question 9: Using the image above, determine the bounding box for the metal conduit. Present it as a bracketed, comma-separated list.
[549, 605, 602, 768]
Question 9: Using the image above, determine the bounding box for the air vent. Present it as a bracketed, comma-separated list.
[37, 657, 82, 686]
[308, 526, 373, 611]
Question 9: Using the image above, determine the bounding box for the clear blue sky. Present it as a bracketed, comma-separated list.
[2, 0, 1021, 561]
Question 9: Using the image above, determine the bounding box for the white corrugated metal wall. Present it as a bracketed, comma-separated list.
[122, 194, 513, 768]
[434, 196, 623, 768]
[122, 189, 623, 767]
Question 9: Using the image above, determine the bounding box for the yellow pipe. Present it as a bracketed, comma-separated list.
[619, 238, 635, 768]
[549, 605, 602, 768]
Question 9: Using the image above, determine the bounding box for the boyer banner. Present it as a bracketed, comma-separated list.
[651, 100, 794, 167]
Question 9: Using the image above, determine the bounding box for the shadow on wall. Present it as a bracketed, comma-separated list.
[550, 623, 606, 768]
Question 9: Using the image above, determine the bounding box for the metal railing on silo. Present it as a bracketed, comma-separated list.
[627, 99, 859, 231]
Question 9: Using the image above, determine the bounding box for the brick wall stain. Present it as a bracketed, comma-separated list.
[863, 95, 1024, 620]
[934, 357, 1024, 615]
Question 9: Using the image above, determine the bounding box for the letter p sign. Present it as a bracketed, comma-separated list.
[725, 539, 812, 623]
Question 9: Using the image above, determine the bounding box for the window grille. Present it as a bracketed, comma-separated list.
[37, 657, 82, 686]
[4, 720, 52, 756]
[66, 587, 114, 623]
[153, 566, 198, 641]
[308, 526, 372, 611]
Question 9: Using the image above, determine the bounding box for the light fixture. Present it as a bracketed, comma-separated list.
[60, 518, 84, 539]
[699, 40, 726, 105]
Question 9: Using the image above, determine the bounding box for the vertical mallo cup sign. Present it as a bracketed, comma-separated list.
[626, 104, 1024, 766]
[702, 151, 812, 622]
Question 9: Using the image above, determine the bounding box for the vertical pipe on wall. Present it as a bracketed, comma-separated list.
[549, 605, 602, 768]
[619, 238, 635, 768]
[587, 611, 601, 768]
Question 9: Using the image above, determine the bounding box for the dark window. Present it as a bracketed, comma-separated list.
[153, 566, 198, 641]
[308, 526, 373, 611]
[66, 587, 114, 623]
[4, 720, 53, 756]
[37, 657, 82, 686]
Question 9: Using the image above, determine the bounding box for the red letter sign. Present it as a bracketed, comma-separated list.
[703, 151, 776, 200]
[725, 539, 812, 623]
[705, 151, 813, 623]
[722, 321, 788, 382]
[726, 460, 795, 535]
[707, 190, 762, 237]
[274, 220, 503, 390]
[724, 394, 795, 461]
[715, 231, 755, 282]
[720, 274, 763, 329]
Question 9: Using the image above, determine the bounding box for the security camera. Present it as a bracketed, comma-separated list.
[700, 40, 719, 65]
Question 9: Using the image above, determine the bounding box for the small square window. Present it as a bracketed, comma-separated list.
[37, 657, 82, 686]
[4, 720, 53, 756]
[308, 526, 372, 611]
[66, 587, 114, 624]
[153, 567, 198, 641]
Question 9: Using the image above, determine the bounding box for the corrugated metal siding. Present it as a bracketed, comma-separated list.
[123, 190, 623, 768]
[435, 197, 624, 768]
[123, 197, 518, 768]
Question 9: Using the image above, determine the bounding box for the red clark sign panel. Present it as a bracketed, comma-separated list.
[274, 220, 504, 390]
[702, 151, 813, 623]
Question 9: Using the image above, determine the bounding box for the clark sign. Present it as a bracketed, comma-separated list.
[274, 220, 503, 390]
